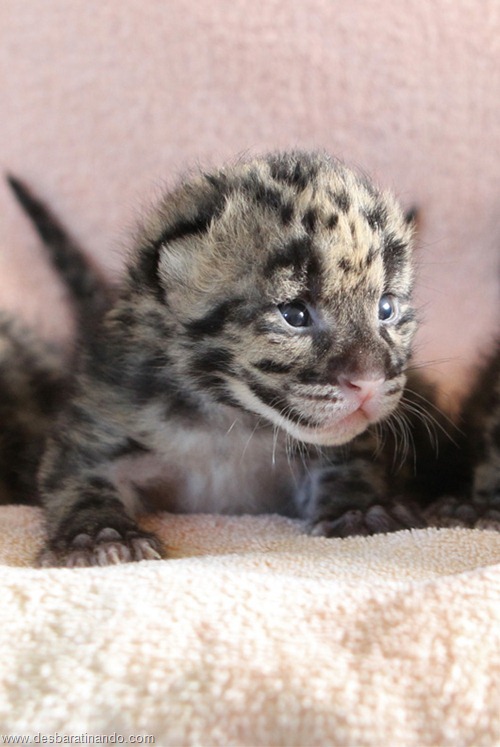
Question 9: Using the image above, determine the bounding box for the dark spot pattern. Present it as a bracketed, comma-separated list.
[364, 203, 388, 231]
[365, 246, 379, 266]
[265, 237, 313, 276]
[185, 299, 245, 338]
[247, 177, 285, 212]
[268, 153, 320, 191]
[301, 208, 318, 233]
[191, 372, 227, 392]
[246, 376, 319, 428]
[280, 202, 295, 225]
[191, 347, 234, 375]
[333, 189, 351, 213]
[382, 233, 409, 275]
[157, 195, 227, 249]
[338, 257, 355, 274]
[251, 359, 294, 374]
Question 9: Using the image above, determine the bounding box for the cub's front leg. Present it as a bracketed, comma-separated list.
[38, 409, 164, 568]
[297, 435, 425, 537]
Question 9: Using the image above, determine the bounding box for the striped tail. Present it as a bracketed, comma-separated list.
[6, 175, 114, 335]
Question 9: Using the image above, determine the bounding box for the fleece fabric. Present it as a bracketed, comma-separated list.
[0, 505, 498, 745]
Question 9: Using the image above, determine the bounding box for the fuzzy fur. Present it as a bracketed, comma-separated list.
[37, 150, 428, 566]
[5, 151, 496, 568]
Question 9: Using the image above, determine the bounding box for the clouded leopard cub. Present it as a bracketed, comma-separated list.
[425, 341, 500, 529]
[0, 178, 112, 504]
[37, 149, 438, 567]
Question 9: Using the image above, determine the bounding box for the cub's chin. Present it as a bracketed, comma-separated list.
[280, 409, 371, 446]
[229, 378, 402, 447]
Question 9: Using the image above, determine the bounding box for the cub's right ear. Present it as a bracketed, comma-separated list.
[404, 206, 419, 228]
[129, 173, 230, 295]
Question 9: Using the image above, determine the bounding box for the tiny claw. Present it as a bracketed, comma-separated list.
[131, 537, 162, 561]
[97, 545, 122, 566]
[67, 552, 92, 568]
[310, 522, 328, 537]
[310, 510, 369, 538]
[391, 502, 426, 529]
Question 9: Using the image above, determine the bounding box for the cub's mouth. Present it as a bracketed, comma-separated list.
[231, 375, 405, 447]
[285, 395, 399, 446]
[290, 408, 371, 446]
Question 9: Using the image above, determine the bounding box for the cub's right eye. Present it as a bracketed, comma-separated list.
[278, 301, 312, 328]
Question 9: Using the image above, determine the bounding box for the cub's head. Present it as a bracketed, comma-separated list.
[130, 151, 416, 446]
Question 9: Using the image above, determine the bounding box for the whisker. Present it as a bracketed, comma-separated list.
[394, 408, 416, 472]
[272, 424, 279, 467]
[399, 399, 439, 454]
[393, 413, 409, 471]
[266, 398, 307, 481]
[404, 386, 463, 435]
[370, 422, 385, 460]
[225, 419, 238, 436]
[392, 413, 408, 470]
[401, 392, 461, 447]
[240, 418, 263, 462]
[405, 356, 460, 372]
[383, 415, 400, 471]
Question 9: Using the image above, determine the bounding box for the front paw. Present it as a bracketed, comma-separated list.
[310, 500, 426, 538]
[424, 495, 500, 530]
[38, 527, 164, 568]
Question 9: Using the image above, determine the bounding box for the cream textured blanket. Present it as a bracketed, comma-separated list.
[0, 506, 499, 745]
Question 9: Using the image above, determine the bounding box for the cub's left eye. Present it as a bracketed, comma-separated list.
[378, 294, 399, 324]
[278, 300, 312, 328]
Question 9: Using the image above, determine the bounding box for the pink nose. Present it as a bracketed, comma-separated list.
[338, 376, 385, 405]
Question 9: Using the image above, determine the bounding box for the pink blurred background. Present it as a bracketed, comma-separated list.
[1, 1, 499, 409]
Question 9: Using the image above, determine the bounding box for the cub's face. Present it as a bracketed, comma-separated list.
[139, 152, 416, 446]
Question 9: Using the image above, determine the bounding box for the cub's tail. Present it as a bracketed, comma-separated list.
[6, 175, 114, 335]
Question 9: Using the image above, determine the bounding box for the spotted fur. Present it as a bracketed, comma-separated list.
[37, 150, 443, 567]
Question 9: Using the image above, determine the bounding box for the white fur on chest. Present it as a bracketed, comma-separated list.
[108, 414, 301, 516]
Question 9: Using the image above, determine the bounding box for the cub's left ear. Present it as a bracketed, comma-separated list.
[130, 173, 229, 295]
